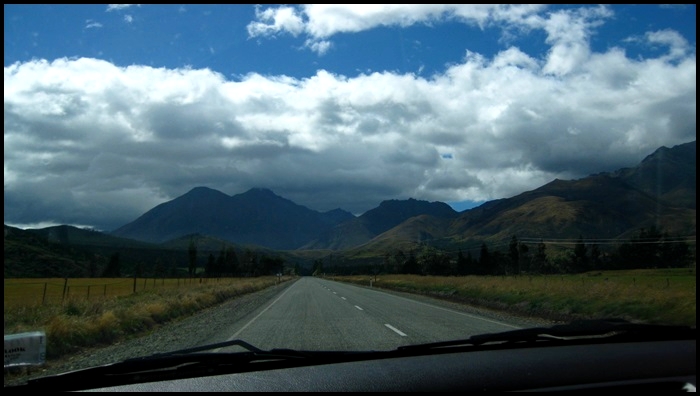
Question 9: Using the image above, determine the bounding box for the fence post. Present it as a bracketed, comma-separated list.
[62, 278, 68, 302]
[87, 285, 91, 300]
[104, 284, 107, 297]
[42, 283, 48, 305]
[133, 277, 136, 293]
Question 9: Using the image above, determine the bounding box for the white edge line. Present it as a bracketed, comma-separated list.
[215, 280, 298, 351]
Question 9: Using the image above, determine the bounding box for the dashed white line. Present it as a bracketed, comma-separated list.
[341, 297, 347, 300]
[385, 324, 407, 336]
[355, 305, 363, 311]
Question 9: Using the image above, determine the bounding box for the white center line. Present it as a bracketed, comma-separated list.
[341, 297, 347, 300]
[354, 305, 363, 311]
[385, 324, 407, 336]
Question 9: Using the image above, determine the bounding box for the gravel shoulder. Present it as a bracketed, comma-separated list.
[5, 277, 556, 387]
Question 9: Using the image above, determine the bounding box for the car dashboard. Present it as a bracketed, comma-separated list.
[82, 339, 695, 392]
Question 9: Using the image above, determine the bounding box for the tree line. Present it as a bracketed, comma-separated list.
[94, 226, 693, 278]
[336, 226, 694, 277]
[100, 238, 289, 279]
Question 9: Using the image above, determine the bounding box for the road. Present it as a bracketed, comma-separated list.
[214, 277, 523, 352]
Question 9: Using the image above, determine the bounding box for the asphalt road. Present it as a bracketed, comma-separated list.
[214, 277, 523, 352]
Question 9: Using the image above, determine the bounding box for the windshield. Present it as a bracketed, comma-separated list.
[4, 4, 696, 387]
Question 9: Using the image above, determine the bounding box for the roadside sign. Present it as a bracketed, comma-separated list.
[4, 331, 46, 367]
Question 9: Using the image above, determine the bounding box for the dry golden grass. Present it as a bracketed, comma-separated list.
[336, 269, 696, 326]
[4, 276, 286, 359]
[3, 277, 224, 306]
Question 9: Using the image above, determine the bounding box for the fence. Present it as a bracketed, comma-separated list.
[3, 277, 235, 307]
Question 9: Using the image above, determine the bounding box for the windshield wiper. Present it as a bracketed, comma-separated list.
[7, 339, 380, 391]
[7, 319, 695, 392]
[398, 318, 696, 352]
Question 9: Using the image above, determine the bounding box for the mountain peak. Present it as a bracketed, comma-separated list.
[244, 187, 277, 196]
[184, 186, 223, 196]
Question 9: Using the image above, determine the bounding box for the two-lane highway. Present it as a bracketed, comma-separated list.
[216, 277, 521, 351]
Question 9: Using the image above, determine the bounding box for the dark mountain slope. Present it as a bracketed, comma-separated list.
[302, 198, 458, 250]
[111, 187, 353, 250]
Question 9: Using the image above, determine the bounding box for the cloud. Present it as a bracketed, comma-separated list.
[247, 4, 551, 53]
[244, 5, 624, 67]
[646, 29, 691, 61]
[85, 20, 103, 29]
[247, 5, 305, 38]
[106, 4, 136, 12]
[248, 4, 547, 39]
[305, 39, 332, 56]
[4, 5, 696, 231]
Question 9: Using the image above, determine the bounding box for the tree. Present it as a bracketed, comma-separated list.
[87, 254, 100, 278]
[508, 235, 520, 275]
[216, 246, 226, 277]
[589, 244, 602, 270]
[613, 226, 690, 269]
[170, 260, 179, 277]
[478, 243, 490, 275]
[312, 258, 324, 276]
[418, 246, 450, 275]
[102, 252, 121, 277]
[154, 257, 165, 278]
[518, 243, 530, 273]
[260, 255, 284, 275]
[402, 250, 420, 274]
[392, 250, 407, 274]
[456, 249, 469, 275]
[659, 238, 690, 268]
[242, 248, 258, 276]
[572, 235, 589, 273]
[225, 247, 239, 276]
[206, 253, 216, 277]
[531, 240, 548, 274]
[188, 238, 197, 277]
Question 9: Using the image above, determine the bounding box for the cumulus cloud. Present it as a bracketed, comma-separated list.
[4, 5, 696, 231]
[247, 5, 306, 38]
[247, 4, 550, 54]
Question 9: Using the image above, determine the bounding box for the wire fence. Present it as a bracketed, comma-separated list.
[3, 276, 251, 307]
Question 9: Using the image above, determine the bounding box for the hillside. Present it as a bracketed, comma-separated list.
[5, 141, 695, 277]
[112, 187, 354, 250]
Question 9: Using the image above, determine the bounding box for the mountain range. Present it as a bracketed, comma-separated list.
[111, 140, 696, 252]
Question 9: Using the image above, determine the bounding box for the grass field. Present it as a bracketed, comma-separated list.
[3, 277, 233, 307]
[4, 276, 286, 359]
[3, 269, 696, 367]
[333, 268, 696, 326]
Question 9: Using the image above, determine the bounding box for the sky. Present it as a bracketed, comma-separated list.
[4, 4, 697, 232]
